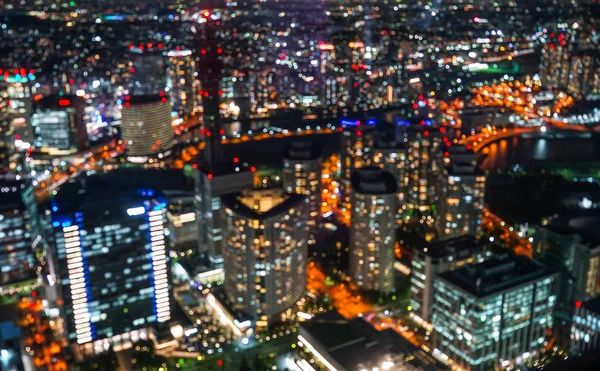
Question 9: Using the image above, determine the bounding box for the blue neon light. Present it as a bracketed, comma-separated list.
[339, 119, 361, 126]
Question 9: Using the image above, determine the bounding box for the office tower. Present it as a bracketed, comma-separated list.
[282, 141, 321, 245]
[410, 236, 491, 326]
[372, 133, 408, 208]
[221, 189, 308, 326]
[166, 49, 201, 118]
[194, 18, 254, 265]
[437, 147, 486, 240]
[197, 18, 224, 167]
[49, 177, 171, 351]
[340, 124, 375, 211]
[0, 69, 34, 152]
[533, 216, 600, 308]
[31, 95, 87, 155]
[194, 166, 254, 266]
[571, 296, 600, 355]
[0, 181, 39, 288]
[404, 127, 442, 224]
[432, 256, 557, 371]
[120, 94, 175, 163]
[349, 167, 397, 294]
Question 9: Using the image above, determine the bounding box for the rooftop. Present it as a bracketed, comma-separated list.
[283, 140, 321, 161]
[420, 235, 489, 260]
[438, 255, 555, 298]
[124, 94, 168, 106]
[300, 311, 427, 371]
[49, 169, 183, 212]
[351, 166, 398, 195]
[35, 94, 83, 109]
[221, 188, 305, 220]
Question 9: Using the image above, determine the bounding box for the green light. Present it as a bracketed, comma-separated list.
[70, 1, 76, 6]
[124, 308, 128, 313]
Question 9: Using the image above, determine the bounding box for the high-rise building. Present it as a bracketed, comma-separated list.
[49, 176, 171, 352]
[193, 18, 254, 265]
[120, 94, 175, 163]
[166, 49, 201, 118]
[340, 124, 375, 211]
[194, 165, 254, 266]
[0, 180, 39, 288]
[0, 69, 34, 152]
[31, 95, 87, 155]
[349, 167, 397, 294]
[533, 216, 600, 309]
[197, 18, 224, 167]
[432, 256, 557, 371]
[221, 189, 308, 327]
[404, 127, 442, 224]
[437, 147, 486, 240]
[372, 134, 407, 211]
[571, 296, 600, 355]
[282, 140, 321, 245]
[410, 236, 491, 326]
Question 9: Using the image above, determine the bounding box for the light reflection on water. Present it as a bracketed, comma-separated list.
[478, 136, 600, 172]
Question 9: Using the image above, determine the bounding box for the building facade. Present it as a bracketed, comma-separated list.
[372, 135, 407, 218]
[221, 189, 308, 326]
[31, 95, 87, 155]
[437, 149, 486, 240]
[166, 49, 201, 118]
[0, 181, 39, 288]
[405, 127, 442, 225]
[282, 140, 321, 245]
[349, 167, 397, 294]
[194, 167, 254, 266]
[533, 216, 600, 310]
[432, 256, 557, 371]
[49, 178, 171, 353]
[120, 94, 175, 163]
[571, 296, 600, 355]
[410, 236, 491, 326]
[340, 124, 375, 212]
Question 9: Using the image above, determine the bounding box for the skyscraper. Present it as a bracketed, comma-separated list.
[372, 134, 407, 214]
[49, 176, 171, 351]
[432, 256, 557, 371]
[194, 17, 253, 265]
[221, 189, 308, 327]
[404, 127, 442, 225]
[197, 18, 224, 167]
[437, 147, 485, 240]
[340, 124, 375, 211]
[166, 49, 201, 118]
[31, 95, 87, 155]
[282, 140, 322, 245]
[120, 94, 175, 163]
[349, 167, 397, 294]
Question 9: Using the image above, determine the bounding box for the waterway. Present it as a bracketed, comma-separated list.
[477, 133, 600, 174]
